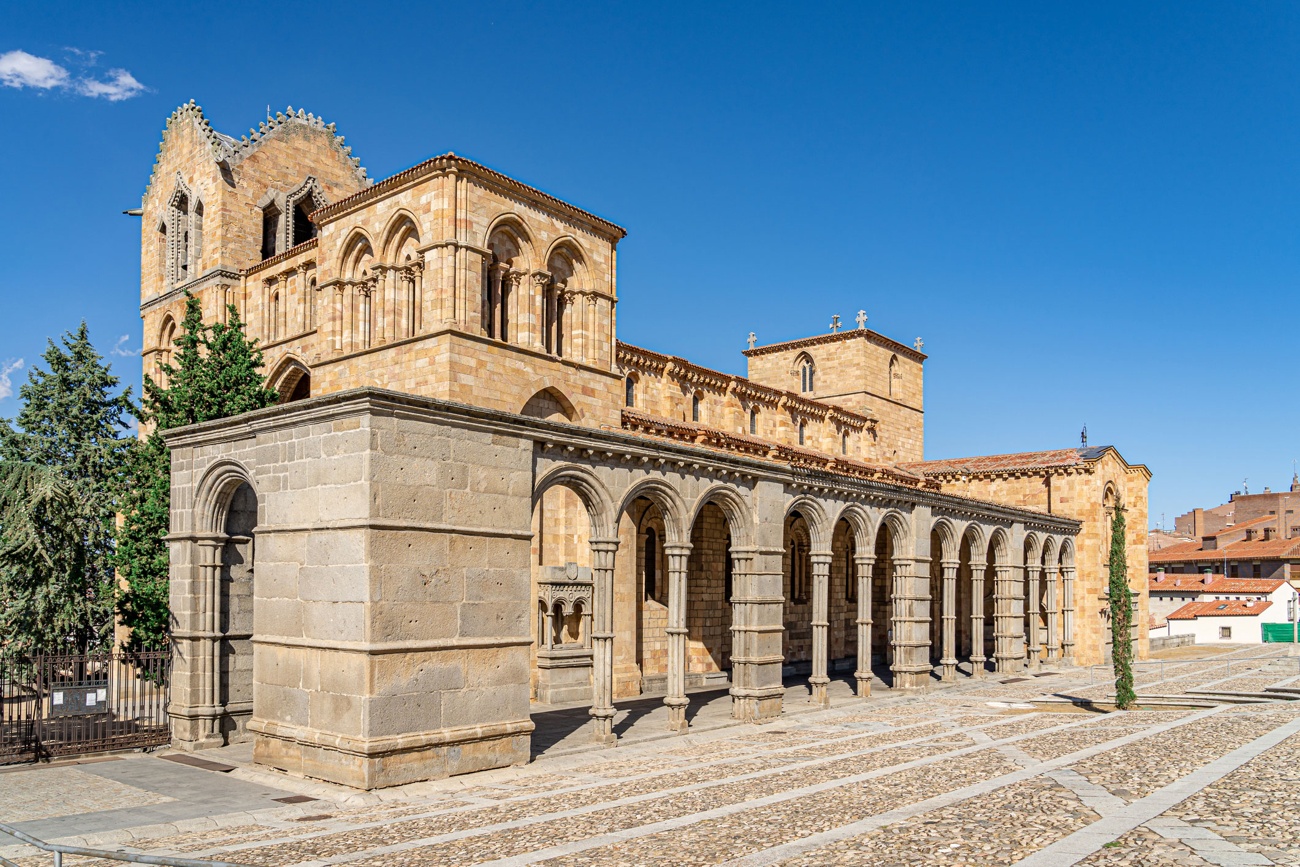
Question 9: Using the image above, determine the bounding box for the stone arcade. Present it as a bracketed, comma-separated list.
[140, 103, 1149, 789]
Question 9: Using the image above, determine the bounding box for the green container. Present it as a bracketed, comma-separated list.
[1262, 623, 1299, 642]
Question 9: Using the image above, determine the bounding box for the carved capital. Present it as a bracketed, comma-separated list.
[531, 270, 552, 287]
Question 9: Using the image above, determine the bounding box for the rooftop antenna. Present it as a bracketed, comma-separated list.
[1243, 477, 1249, 495]
[267, 104, 271, 121]
[1080, 424, 1087, 447]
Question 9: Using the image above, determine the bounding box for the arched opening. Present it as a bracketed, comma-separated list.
[292, 199, 316, 246]
[749, 407, 758, 436]
[530, 482, 596, 705]
[521, 387, 578, 422]
[782, 511, 813, 675]
[888, 354, 899, 398]
[272, 359, 312, 405]
[691, 392, 702, 423]
[685, 502, 734, 682]
[871, 521, 896, 676]
[630, 499, 668, 698]
[798, 421, 806, 446]
[830, 518, 859, 679]
[625, 375, 636, 408]
[206, 478, 258, 744]
[261, 205, 280, 261]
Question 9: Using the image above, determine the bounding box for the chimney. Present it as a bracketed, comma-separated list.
[1265, 487, 1272, 494]
[1203, 570, 1214, 585]
[1202, 535, 1217, 551]
[1245, 529, 1257, 541]
[1264, 526, 1275, 541]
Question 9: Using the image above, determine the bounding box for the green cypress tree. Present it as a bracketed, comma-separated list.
[0, 324, 134, 656]
[116, 294, 277, 651]
[1109, 503, 1136, 709]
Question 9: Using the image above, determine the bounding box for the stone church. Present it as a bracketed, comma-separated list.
[139, 103, 1150, 789]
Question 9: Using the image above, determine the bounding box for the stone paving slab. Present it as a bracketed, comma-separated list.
[2, 645, 1298, 866]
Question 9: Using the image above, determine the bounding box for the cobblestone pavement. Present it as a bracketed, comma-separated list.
[2, 645, 1298, 866]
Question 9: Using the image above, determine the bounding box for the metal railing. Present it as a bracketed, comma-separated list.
[1087, 652, 1300, 685]
[0, 820, 250, 867]
[2, 651, 169, 764]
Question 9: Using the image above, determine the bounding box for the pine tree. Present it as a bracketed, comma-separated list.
[0, 324, 133, 657]
[1109, 504, 1136, 709]
[116, 294, 277, 651]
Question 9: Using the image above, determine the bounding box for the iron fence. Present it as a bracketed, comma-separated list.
[0, 651, 170, 764]
[0, 819, 249, 866]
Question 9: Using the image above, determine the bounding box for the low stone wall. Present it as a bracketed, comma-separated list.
[1149, 634, 1196, 651]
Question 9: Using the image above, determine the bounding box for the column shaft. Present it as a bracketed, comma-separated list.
[970, 561, 986, 678]
[1026, 566, 1041, 670]
[589, 539, 619, 744]
[809, 552, 831, 707]
[853, 555, 874, 697]
[1045, 566, 1060, 660]
[1062, 566, 1076, 664]
[664, 543, 691, 732]
[940, 563, 958, 681]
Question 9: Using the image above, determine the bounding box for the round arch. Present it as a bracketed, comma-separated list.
[483, 213, 536, 269]
[831, 502, 876, 552]
[380, 209, 422, 261]
[337, 228, 375, 280]
[1022, 531, 1043, 565]
[521, 385, 581, 422]
[961, 522, 989, 557]
[533, 464, 617, 539]
[194, 459, 258, 535]
[268, 354, 311, 404]
[616, 476, 690, 545]
[929, 516, 960, 562]
[785, 496, 832, 549]
[1059, 537, 1077, 567]
[988, 527, 1012, 564]
[687, 484, 755, 548]
[877, 508, 911, 553]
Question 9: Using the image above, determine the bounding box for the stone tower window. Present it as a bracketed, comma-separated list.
[691, 392, 702, 423]
[750, 407, 758, 435]
[797, 353, 815, 393]
[261, 206, 280, 261]
[889, 354, 899, 398]
[625, 375, 635, 408]
[798, 421, 806, 446]
[292, 200, 316, 247]
[842, 431, 849, 455]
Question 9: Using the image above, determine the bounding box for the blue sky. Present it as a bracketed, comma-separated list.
[2, 1, 1297, 528]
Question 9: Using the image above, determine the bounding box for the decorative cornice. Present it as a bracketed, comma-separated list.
[617, 342, 876, 430]
[243, 238, 318, 277]
[311, 153, 626, 238]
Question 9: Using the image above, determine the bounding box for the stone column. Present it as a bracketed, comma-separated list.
[729, 539, 785, 722]
[198, 537, 224, 743]
[1062, 566, 1076, 665]
[530, 272, 550, 350]
[489, 263, 508, 340]
[854, 554, 875, 696]
[993, 563, 1016, 675]
[940, 559, 959, 681]
[1045, 564, 1060, 661]
[970, 559, 987, 678]
[891, 556, 931, 689]
[664, 542, 692, 733]
[1026, 564, 1042, 670]
[542, 604, 555, 650]
[589, 538, 619, 744]
[809, 551, 832, 708]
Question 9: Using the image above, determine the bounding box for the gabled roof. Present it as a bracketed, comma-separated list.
[144, 101, 370, 201]
[904, 445, 1151, 480]
[741, 327, 926, 363]
[1167, 599, 1273, 619]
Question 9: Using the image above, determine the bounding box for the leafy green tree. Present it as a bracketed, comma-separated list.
[1109, 503, 1136, 709]
[116, 294, 277, 650]
[0, 324, 134, 656]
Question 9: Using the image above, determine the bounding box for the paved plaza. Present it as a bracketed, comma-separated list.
[3, 645, 1299, 866]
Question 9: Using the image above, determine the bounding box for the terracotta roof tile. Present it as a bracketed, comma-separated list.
[1167, 600, 1273, 620]
[903, 448, 1101, 476]
[1149, 536, 1300, 563]
[1148, 574, 1286, 594]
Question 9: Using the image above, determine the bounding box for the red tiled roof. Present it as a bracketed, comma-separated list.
[1167, 600, 1273, 620]
[904, 448, 1097, 476]
[1149, 536, 1300, 564]
[1148, 574, 1286, 595]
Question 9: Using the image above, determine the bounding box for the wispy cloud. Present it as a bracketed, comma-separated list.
[0, 49, 148, 101]
[0, 359, 24, 401]
[111, 335, 139, 358]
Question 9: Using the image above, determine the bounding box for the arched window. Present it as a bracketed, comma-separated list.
[307, 277, 317, 329]
[292, 199, 316, 246]
[797, 354, 815, 393]
[888, 354, 899, 398]
[644, 527, 658, 600]
[261, 205, 280, 261]
[271, 292, 280, 341]
[692, 392, 702, 423]
[798, 421, 806, 445]
[625, 375, 635, 408]
[842, 432, 849, 455]
[749, 407, 758, 435]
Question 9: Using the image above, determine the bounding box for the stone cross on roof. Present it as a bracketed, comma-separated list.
[747, 332, 756, 350]
[829, 315, 842, 333]
[856, 310, 867, 329]
[913, 337, 924, 351]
